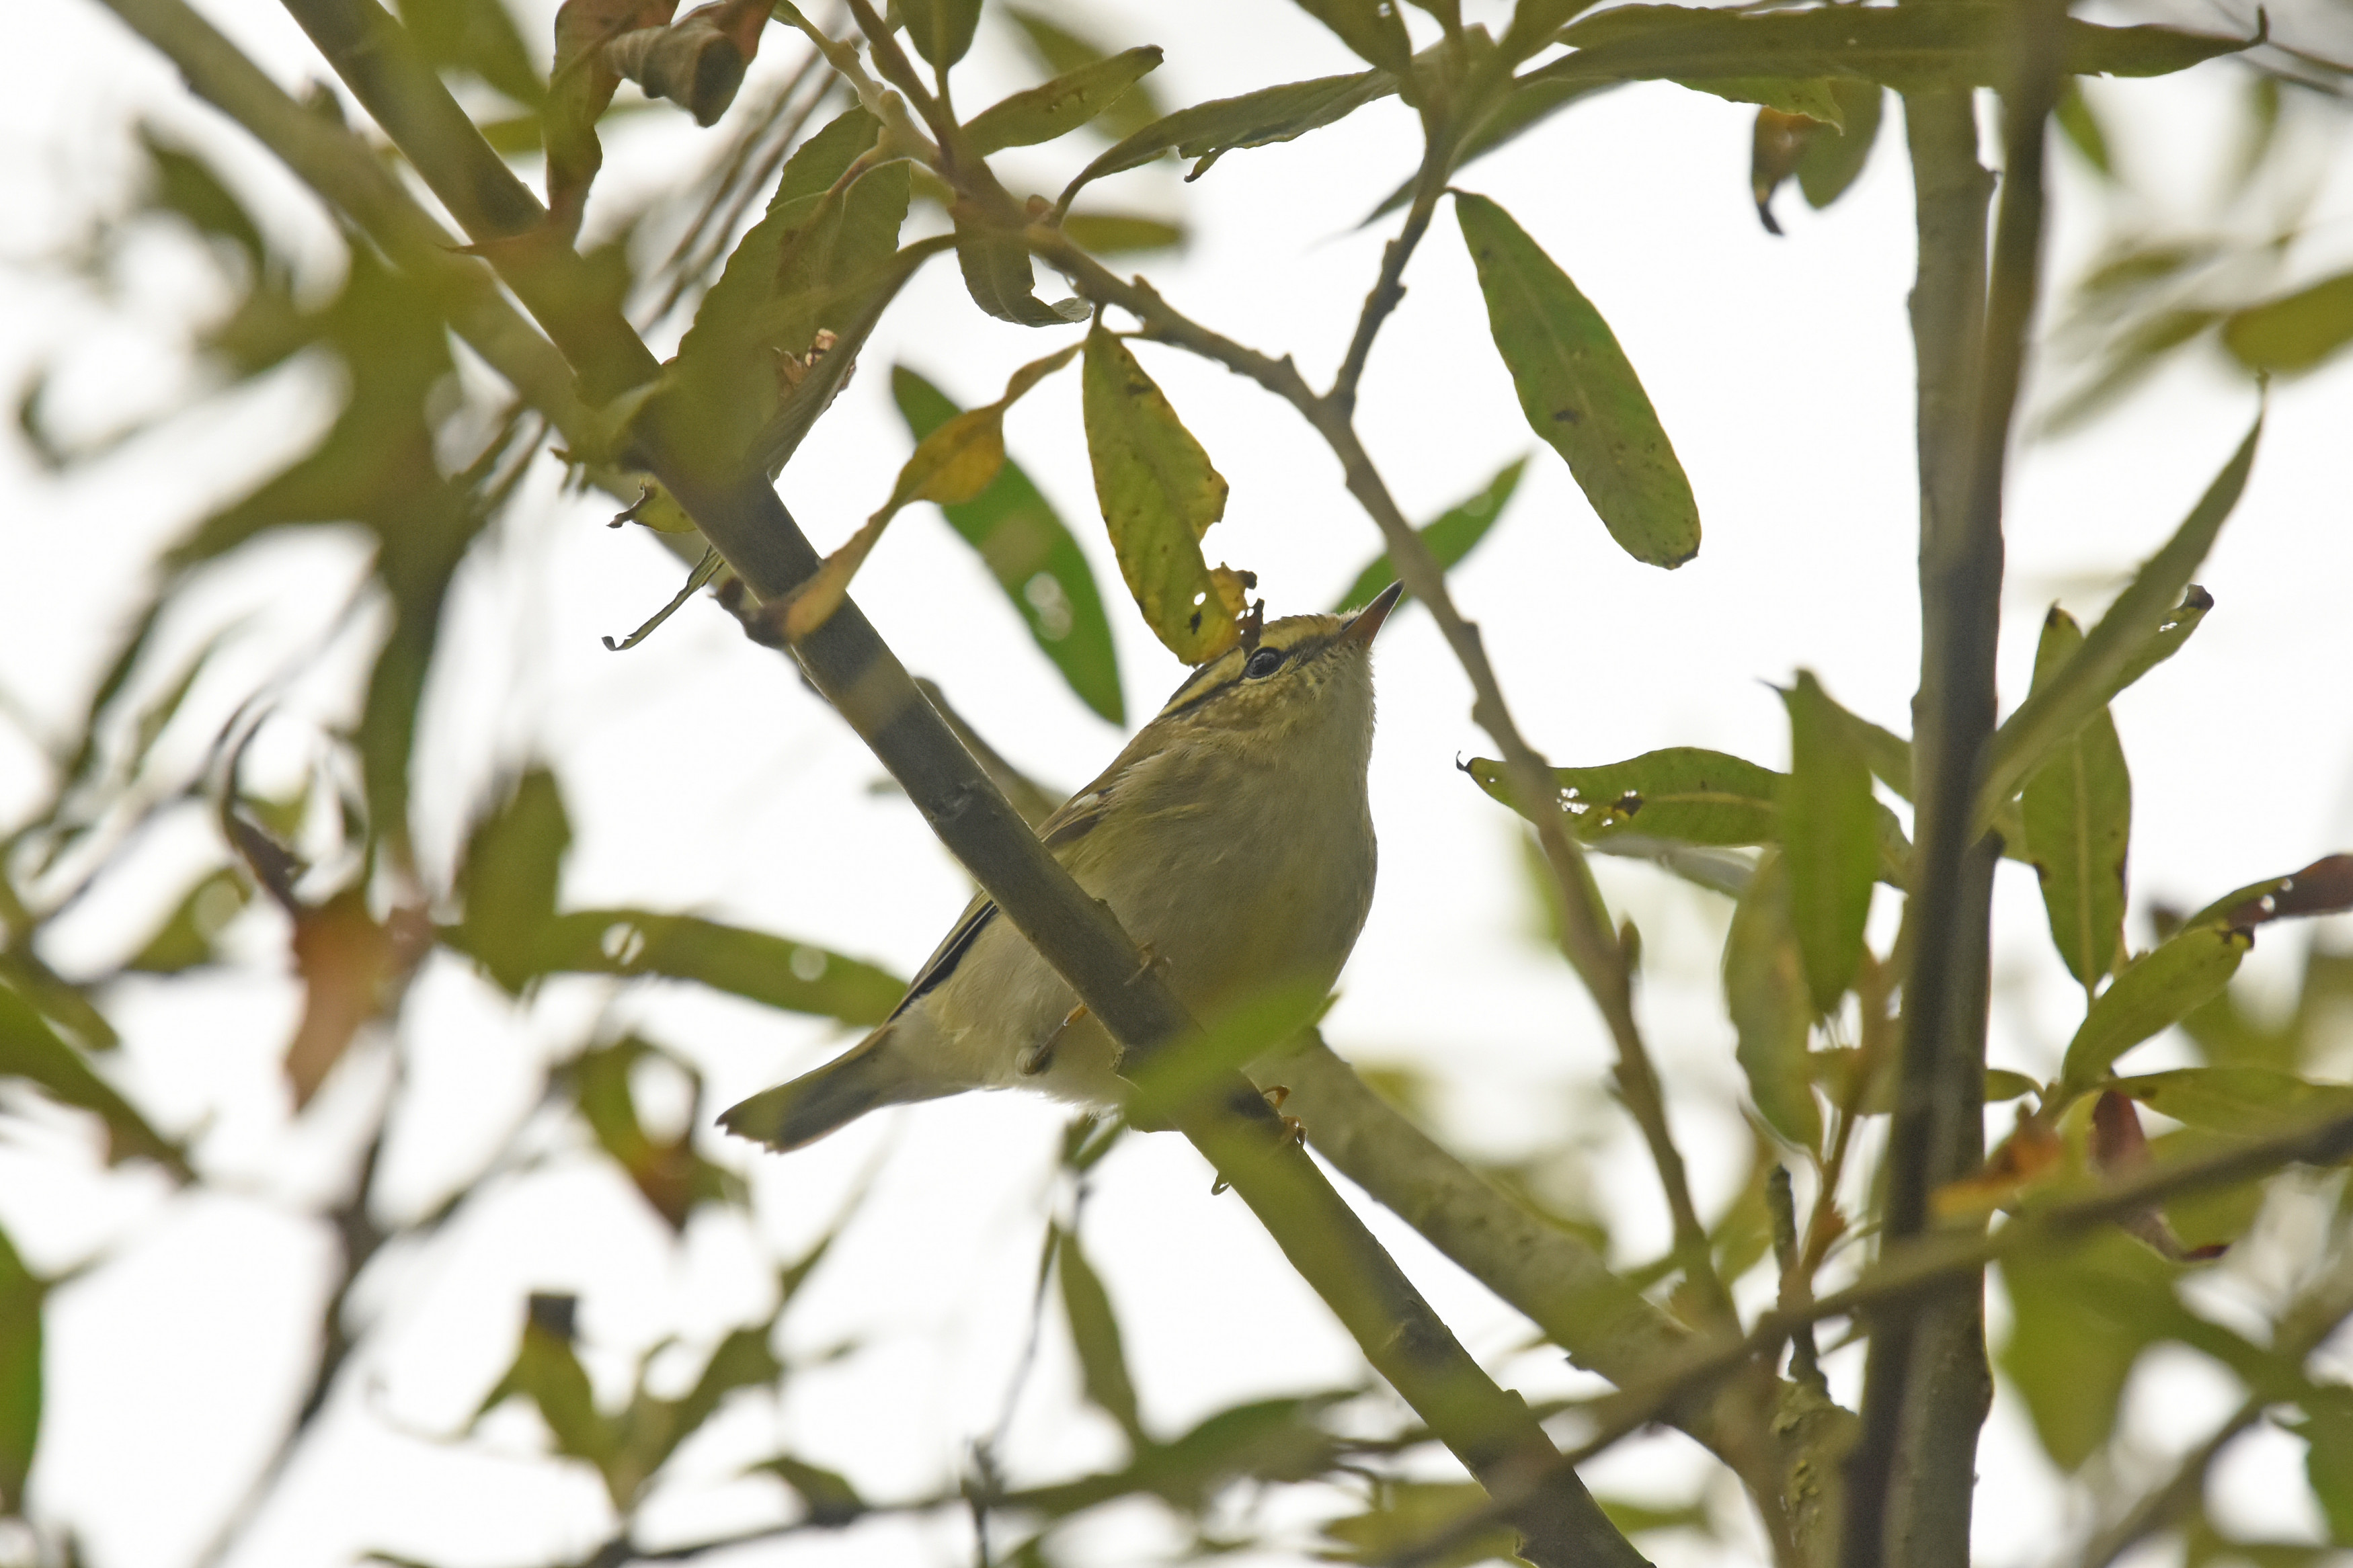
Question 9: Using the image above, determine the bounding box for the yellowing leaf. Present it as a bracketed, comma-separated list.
[788, 345, 1082, 644]
[1080, 325, 1246, 663]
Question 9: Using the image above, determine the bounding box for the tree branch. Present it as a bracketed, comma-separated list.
[2075, 1230, 2353, 1568]
[1386, 1104, 2353, 1568]
[1845, 0, 2066, 1551]
[112, 2, 1648, 1560]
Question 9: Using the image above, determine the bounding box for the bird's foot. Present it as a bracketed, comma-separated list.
[1019, 1003, 1090, 1076]
[1126, 943, 1172, 986]
[1261, 1085, 1307, 1147]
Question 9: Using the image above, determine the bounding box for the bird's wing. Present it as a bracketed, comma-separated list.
[887, 892, 998, 1022]
[883, 741, 1155, 1019]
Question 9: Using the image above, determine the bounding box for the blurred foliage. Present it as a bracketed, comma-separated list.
[5, 0, 2353, 1564]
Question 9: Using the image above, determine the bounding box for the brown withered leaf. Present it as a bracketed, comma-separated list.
[2091, 1091, 2229, 1261]
[1933, 1106, 2064, 1219]
[603, 0, 770, 127]
[285, 890, 433, 1107]
[545, 0, 681, 236]
[1750, 108, 1826, 236]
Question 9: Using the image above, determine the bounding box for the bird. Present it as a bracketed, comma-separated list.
[717, 582, 1403, 1151]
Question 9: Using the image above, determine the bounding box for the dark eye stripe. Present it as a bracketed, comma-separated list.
[1153, 631, 1340, 719]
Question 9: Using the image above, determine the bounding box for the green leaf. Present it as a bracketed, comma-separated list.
[965, 48, 1164, 155]
[1796, 79, 1884, 208]
[1060, 71, 1396, 204]
[1060, 212, 1186, 255]
[666, 109, 900, 466]
[1322, 1481, 1519, 1568]
[1723, 851, 1822, 1149]
[2001, 1229, 2190, 1469]
[1331, 458, 1525, 613]
[1467, 747, 1779, 846]
[2305, 1391, 2353, 1545]
[1980, 413, 2258, 822]
[1004, 8, 1166, 140]
[893, 366, 1123, 723]
[402, 0, 547, 108]
[2224, 271, 2353, 374]
[955, 224, 1088, 327]
[1501, 0, 1603, 62]
[1455, 192, 1700, 569]
[1055, 1227, 1144, 1444]
[463, 911, 909, 1024]
[569, 1038, 744, 1230]
[2112, 1068, 2353, 1137]
[750, 1454, 867, 1526]
[473, 1294, 616, 1482]
[126, 866, 251, 974]
[0, 978, 184, 1174]
[1080, 325, 1248, 664]
[2062, 923, 2251, 1088]
[1536, 5, 2245, 91]
[1780, 672, 1877, 1014]
[1681, 76, 1847, 127]
[1291, 0, 1414, 72]
[454, 769, 569, 994]
[0, 1224, 40, 1513]
[139, 126, 266, 267]
[900, 0, 981, 70]
[2055, 79, 2114, 177]
[2020, 608, 2131, 991]
[1986, 1068, 2040, 1103]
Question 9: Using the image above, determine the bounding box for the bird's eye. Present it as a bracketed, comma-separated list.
[1244, 647, 1286, 680]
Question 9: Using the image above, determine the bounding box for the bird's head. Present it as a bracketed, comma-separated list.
[1146, 583, 1402, 755]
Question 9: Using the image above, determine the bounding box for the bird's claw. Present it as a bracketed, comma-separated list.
[1020, 1003, 1089, 1076]
[1262, 1085, 1306, 1147]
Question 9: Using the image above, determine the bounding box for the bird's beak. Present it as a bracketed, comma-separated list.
[1341, 581, 1404, 647]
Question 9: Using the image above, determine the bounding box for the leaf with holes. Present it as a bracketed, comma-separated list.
[965, 47, 1164, 155]
[1006, 9, 1167, 139]
[1456, 192, 1700, 569]
[1081, 325, 1247, 663]
[1062, 71, 1396, 202]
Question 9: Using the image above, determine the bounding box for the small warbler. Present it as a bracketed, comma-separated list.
[719, 582, 1402, 1150]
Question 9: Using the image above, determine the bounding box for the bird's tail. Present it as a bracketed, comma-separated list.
[717, 1027, 948, 1151]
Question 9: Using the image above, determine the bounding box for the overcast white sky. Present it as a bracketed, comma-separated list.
[3, 1, 2352, 1565]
